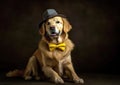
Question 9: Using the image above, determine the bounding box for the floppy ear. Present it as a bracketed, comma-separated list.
[62, 18, 72, 33]
[39, 23, 45, 35]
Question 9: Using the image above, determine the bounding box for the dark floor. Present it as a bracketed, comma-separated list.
[0, 72, 120, 85]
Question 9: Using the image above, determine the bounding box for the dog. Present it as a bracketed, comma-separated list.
[6, 9, 84, 84]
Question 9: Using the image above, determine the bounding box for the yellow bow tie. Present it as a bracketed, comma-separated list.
[48, 43, 66, 51]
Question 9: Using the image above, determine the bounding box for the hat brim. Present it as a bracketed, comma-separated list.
[39, 14, 66, 28]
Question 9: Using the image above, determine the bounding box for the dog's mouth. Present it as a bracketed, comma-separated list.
[50, 31, 60, 37]
[49, 28, 61, 37]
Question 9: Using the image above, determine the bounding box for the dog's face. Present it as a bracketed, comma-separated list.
[40, 16, 72, 39]
[45, 17, 63, 38]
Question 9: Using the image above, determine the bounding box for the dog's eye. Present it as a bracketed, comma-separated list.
[47, 22, 50, 25]
[56, 21, 60, 23]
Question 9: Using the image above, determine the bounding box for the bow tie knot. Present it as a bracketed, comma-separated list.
[49, 43, 66, 51]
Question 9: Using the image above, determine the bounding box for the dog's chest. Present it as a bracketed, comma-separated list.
[39, 39, 74, 63]
[43, 48, 69, 66]
[52, 50, 65, 61]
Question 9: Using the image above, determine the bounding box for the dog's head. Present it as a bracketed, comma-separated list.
[39, 16, 72, 41]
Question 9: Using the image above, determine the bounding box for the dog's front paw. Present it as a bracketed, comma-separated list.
[73, 77, 84, 84]
[24, 76, 32, 80]
[51, 76, 64, 84]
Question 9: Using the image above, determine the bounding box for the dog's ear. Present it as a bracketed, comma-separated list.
[39, 23, 45, 35]
[62, 18, 72, 33]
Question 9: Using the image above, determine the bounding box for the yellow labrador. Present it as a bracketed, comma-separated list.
[24, 16, 84, 84]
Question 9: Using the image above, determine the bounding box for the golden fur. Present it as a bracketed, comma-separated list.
[6, 16, 84, 84]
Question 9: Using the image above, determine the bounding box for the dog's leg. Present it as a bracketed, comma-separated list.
[65, 63, 84, 83]
[42, 66, 64, 84]
[64, 55, 84, 84]
[24, 56, 40, 80]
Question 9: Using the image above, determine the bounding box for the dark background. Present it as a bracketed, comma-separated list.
[0, 0, 119, 74]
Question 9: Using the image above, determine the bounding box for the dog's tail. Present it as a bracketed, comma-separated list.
[6, 69, 24, 77]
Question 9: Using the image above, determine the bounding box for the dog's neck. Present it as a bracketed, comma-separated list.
[50, 36, 62, 44]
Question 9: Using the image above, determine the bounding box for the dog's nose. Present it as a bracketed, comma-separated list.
[50, 26, 55, 30]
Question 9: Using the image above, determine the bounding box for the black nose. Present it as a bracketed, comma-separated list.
[50, 26, 55, 30]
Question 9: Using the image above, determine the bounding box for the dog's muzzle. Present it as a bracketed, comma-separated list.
[49, 26, 60, 37]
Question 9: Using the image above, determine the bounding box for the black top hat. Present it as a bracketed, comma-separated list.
[39, 9, 66, 28]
